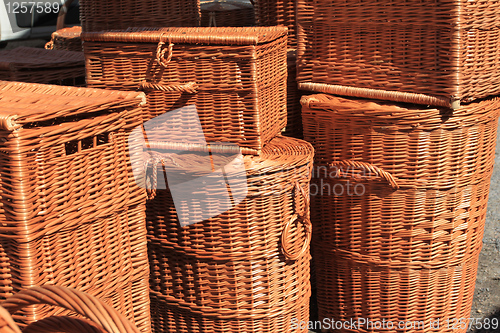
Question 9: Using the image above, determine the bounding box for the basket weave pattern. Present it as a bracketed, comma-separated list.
[145, 136, 313, 332]
[254, 0, 297, 48]
[45, 26, 83, 52]
[297, 0, 500, 108]
[83, 27, 288, 155]
[0, 82, 150, 332]
[79, 0, 201, 32]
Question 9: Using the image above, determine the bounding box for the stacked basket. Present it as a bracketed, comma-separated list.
[297, 0, 500, 332]
[82, 25, 314, 333]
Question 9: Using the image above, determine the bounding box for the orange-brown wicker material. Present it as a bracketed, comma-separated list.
[145, 136, 313, 333]
[296, 0, 500, 109]
[201, 0, 255, 27]
[45, 26, 83, 52]
[82, 27, 288, 155]
[79, 0, 200, 32]
[0, 81, 150, 332]
[302, 94, 500, 191]
[0, 306, 20, 333]
[313, 252, 480, 333]
[2, 285, 143, 333]
[0, 47, 85, 86]
[254, 0, 297, 48]
[282, 50, 303, 138]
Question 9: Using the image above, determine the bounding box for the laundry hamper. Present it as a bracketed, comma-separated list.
[201, 0, 255, 27]
[79, 0, 200, 32]
[45, 26, 83, 52]
[0, 47, 85, 86]
[0, 81, 150, 332]
[83, 27, 288, 155]
[1, 285, 142, 333]
[254, 0, 297, 48]
[297, 0, 500, 109]
[143, 136, 314, 333]
[282, 50, 303, 138]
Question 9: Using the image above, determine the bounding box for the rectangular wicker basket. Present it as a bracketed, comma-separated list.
[82, 27, 288, 155]
[297, 0, 500, 109]
[79, 0, 200, 31]
[0, 47, 85, 86]
[0, 81, 150, 332]
[254, 0, 297, 48]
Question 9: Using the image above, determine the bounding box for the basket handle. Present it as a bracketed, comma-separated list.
[281, 182, 312, 261]
[44, 40, 54, 50]
[23, 317, 106, 333]
[156, 38, 175, 68]
[329, 160, 399, 190]
[139, 81, 198, 94]
[1, 286, 141, 333]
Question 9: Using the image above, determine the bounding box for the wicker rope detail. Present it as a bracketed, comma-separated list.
[156, 39, 174, 68]
[139, 81, 198, 94]
[330, 160, 399, 190]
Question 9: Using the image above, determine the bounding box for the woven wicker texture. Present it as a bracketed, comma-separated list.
[0, 81, 150, 332]
[301, 94, 500, 190]
[254, 0, 297, 48]
[296, 0, 500, 108]
[0, 47, 85, 86]
[201, 0, 255, 27]
[0, 306, 20, 333]
[79, 0, 200, 32]
[2, 286, 143, 333]
[282, 50, 303, 138]
[83, 27, 288, 155]
[45, 26, 83, 52]
[314, 252, 480, 333]
[145, 136, 313, 332]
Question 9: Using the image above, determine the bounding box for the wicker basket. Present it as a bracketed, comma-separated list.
[0, 47, 85, 86]
[79, 0, 200, 32]
[282, 50, 303, 138]
[254, 0, 297, 48]
[83, 27, 288, 155]
[144, 136, 313, 332]
[201, 0, 255, 27]
[301, 94, 500, 190]
[0, 81, 150, 332]
[313, 251, 480, 333]
[1, 285, 143, 333]
[296, 0, 500, 109]
[45, 26, 83, 52]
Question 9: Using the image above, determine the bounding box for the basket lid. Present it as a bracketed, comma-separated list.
[52, 26, 82, 39]
[0, 47, 84, 71]
[0, 81, 145, 131]
[81, 26, 287, 45]
[301, 94, 500, 129]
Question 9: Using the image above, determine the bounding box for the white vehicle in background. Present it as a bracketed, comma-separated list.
[0, 0, 79, 48]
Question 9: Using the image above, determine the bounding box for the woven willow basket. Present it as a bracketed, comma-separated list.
[254, 0, 297, 48]
[313, 251, 479, 333]
[144, 136, 313, 333]
[0, 81, 150, 332]
[83, 27, 288, 155]
[201, 0, 255, 27]
[301, 94, 500, 190]
[297, 0, 500, 109]
[79, 0, 200, 32]
[0, 47, 85, 86]
[45, 26, 82, 52]
[282, 50, 303, 138]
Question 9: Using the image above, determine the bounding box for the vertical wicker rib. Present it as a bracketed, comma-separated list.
[145, 136, 314, 332]
[0, 81, 150, 332]
[0, 47, 85, 86]
[301, 94, 500, 332]
[82, 27, 288, 155]
[297, 0, 500, 108]
[79, 0, 201, 32]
